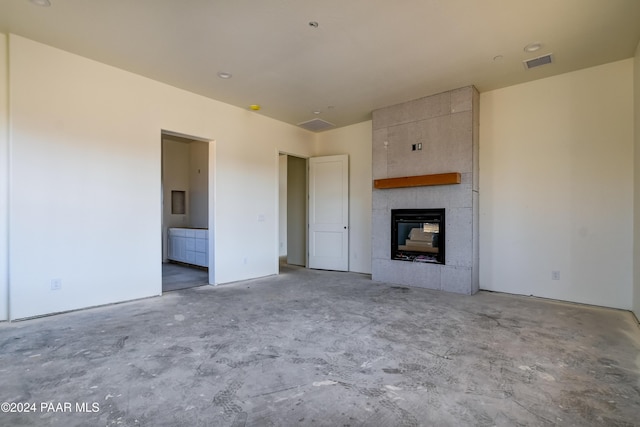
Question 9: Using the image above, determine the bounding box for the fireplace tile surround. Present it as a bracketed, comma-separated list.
[371, 86, 479, 294]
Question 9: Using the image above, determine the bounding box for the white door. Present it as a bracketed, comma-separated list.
[308, 154, 349, 271]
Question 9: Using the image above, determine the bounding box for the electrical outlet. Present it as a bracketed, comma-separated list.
[551, 271, 560, 280]
[51, 278, 62, 290]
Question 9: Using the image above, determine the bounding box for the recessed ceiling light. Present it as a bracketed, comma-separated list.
[309, 21, 319, 28]
[249, 104, 261, 111]
[313, 111, 321, 115]
[524, 42, 542, 53]
[29, 0, 51, 6]
[493, 55, 504, 61]
[217, 72, 232, 79]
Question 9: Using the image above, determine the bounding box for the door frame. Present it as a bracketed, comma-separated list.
[276, 150, 309, 271]
[161, 130, 216, 286]
[276, 151, 350, 273]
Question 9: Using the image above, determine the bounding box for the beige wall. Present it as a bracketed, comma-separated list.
[634, 40, 640, 321]
[315, 121, 372, 274]
[278, 154, 287, 257]
[188, 141, 209, 229]
[6, 34, 314, 319]
[162, 139, 191, 231]
[480, 59, 634, 309]
[0, 34, 7, 321]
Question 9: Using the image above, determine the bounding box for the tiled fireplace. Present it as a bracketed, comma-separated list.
[371, 86, 479, 294]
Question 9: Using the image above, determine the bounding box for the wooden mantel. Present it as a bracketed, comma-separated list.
[373, 172, 461, 189]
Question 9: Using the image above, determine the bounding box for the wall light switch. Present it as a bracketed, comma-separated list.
[417, 143, 422, 150]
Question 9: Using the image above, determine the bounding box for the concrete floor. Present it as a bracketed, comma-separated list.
[162, 263, 209, 293]
[1, 265, 639, 426]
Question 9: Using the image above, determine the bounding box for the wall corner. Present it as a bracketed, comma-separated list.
[0, 32, 9, 321]
[633, 38, 640, 321]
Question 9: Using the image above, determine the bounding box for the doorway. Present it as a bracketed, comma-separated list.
[278, 153, 350, 273]
[278, 154, 307, 271]
[161, 131, 211, 292]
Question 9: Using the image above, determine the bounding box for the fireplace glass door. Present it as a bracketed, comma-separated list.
[391, 209, 445, 264]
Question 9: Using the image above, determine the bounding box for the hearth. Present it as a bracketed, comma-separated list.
[391, 209, 445, 264]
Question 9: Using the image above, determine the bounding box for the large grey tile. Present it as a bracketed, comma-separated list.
[412, 91, 452, 121]
[372, 190, 388, 211]
[371, 210, 390, 260]
[445, 207, 473, 268]
[372, 127, 389, 179]
[450, 86, 473, 113]
[441, 265, 473, 294]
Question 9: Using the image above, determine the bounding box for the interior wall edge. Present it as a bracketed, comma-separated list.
[632, 38, 640, 320]
[208, 139, 215, 286]
[1, 32, 9, 321]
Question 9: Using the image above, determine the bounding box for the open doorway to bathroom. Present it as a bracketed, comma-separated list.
[162, 132, 210, 292]
[278, 153, 307, 273]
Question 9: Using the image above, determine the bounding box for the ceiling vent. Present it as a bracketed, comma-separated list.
[297, 118, 335, 132]
[523, 53, 553, 70]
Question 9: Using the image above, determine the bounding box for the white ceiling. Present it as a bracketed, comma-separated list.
[1, 0, 639, 130]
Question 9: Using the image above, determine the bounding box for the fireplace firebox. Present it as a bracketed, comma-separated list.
[391, 209, 445, 264]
